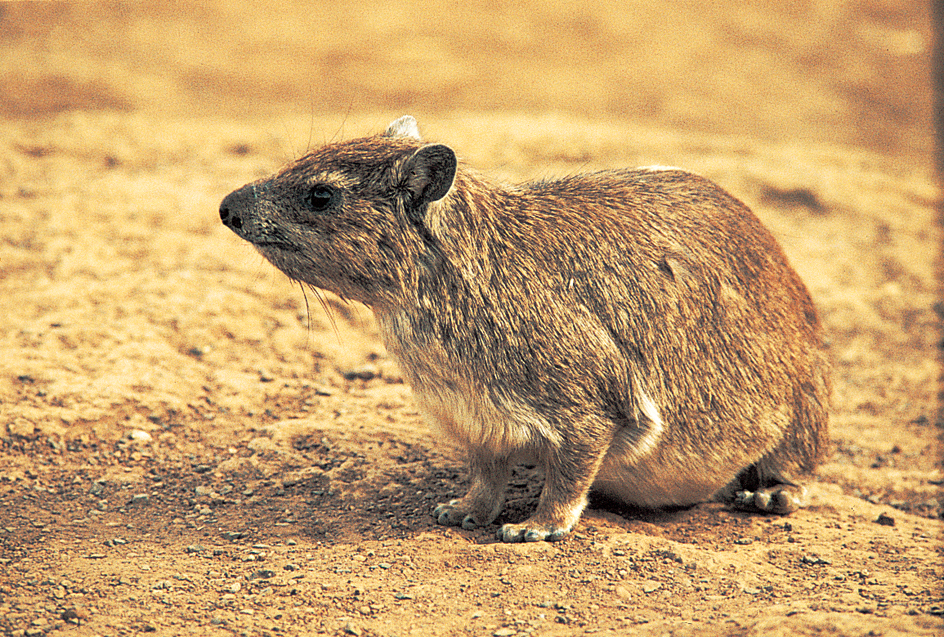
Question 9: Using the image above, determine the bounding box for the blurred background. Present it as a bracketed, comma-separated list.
[0, 0, 933, 162]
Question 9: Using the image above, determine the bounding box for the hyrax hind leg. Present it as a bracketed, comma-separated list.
[726, 381, 828, 514]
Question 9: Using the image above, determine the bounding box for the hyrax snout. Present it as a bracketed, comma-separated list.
[220, 116, 830, 542]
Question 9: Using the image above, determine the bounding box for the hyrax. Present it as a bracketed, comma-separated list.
[220, 116, 829, 542]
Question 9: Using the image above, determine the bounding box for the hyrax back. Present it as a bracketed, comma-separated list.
[220, 116, 830, 542]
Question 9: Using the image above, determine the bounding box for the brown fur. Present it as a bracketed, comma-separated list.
[220, 116, 830, 542]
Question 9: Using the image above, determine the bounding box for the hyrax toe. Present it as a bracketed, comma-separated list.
[434, 500, 470, 527]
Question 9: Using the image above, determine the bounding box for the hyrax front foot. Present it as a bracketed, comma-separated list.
[496, 496, 587, 543]
[434, 500, 488, 530]
[435, 454, 511, 531]
[735, 484, 807, 514]
[497, 520, 573, 543]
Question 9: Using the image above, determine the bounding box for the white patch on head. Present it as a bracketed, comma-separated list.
[384, 115, 422, 140]
[639, 165, 684, 172]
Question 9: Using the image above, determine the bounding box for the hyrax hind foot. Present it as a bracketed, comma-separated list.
[734, 484, 807, 514]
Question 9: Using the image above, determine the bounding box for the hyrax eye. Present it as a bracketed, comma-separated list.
[306, 184, 336, 211]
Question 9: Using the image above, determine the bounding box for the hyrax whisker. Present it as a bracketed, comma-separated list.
[308, 283, 341, 346]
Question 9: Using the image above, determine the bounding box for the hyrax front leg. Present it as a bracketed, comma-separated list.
[434, 451, 511, 531]
[497, 434, 610, 543]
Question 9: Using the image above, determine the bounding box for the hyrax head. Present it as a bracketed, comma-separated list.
[219, 116, 457, 308]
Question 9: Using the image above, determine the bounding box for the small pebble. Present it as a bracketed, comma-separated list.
[61, 606, 88, 623]
[344, 365, 379, 381]
[875, 513, 896, 527]
[343, 621, 361, 636]
[128, 430, 152, 443]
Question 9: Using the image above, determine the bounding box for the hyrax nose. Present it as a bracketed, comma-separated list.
[220, 186, 253, 231]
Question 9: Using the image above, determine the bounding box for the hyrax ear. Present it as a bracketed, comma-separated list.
[402, 144, 457, 206]
[384, 115, 422, 141]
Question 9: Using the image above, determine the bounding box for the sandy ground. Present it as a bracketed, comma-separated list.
[0, 1, 941, 636]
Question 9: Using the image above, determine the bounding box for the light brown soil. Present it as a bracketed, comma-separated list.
[0, 2, 941, 636]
